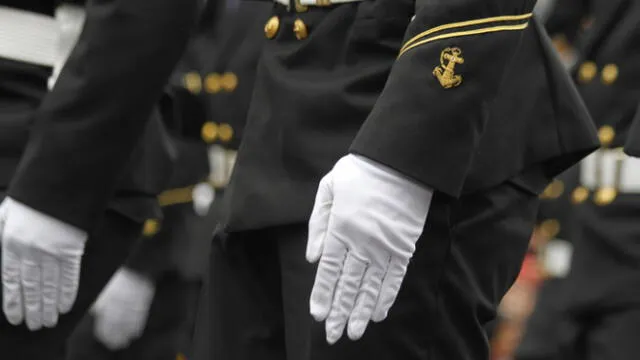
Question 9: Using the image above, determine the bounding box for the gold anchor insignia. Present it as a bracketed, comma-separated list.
[433, 47, 464, 89]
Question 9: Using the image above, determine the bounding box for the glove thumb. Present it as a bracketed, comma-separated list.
[307, 174, 333, 263]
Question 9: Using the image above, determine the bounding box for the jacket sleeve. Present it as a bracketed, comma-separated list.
[7, 0, 201, 231]
[350, 0, 537, 197]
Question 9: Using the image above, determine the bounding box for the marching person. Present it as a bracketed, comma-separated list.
[211, 0, 598, 359]
[517, 0, 640, 359]
[2, 1, 599, 360]
[0, 0, 202, 358]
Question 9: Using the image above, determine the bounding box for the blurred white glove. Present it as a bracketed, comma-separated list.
[0, 197, 87, 330]
[91, 267, 155, 350]
[307, 154, 433, 344]
[192, 182, 215, 216]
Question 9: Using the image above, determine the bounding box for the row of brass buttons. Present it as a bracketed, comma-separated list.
[202, 122, 234, 143]
[183, 72, 238, 94]
[540, 180, 617, 206]
[265, 16, 309, 40]
[540, 125, 619, 206]
[577, 62, 619, 85]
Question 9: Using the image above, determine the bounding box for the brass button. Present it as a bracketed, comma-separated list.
[202, 122, 219, 143]
[294, 0, 308, 12]
[143, 219, 160, 237]
[176, 354, 187, 360]
[265, 16, 280, 39]
[598, 125, 615, 147]
[594, 187, 617, 206]
[205, 73, 222, 94]
[540, 179, 564, 200]
[218, 123, 234, 143]
[571, 186, 589, 204]
[183, 72, 202, 94]
[577, 61, 597, 84]
[539, 219, 561, 240]
[601, 64, 619, 85]
[293, 19, 308, 40]
[220, 72, 238, 92]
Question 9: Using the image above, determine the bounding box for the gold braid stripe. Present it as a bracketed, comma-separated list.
[158, 185, 195, 207]
[399, 13, 532, 57]
[399, 23, 530, 58]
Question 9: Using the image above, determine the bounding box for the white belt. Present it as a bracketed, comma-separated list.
[274, 0, 363, 7]
[0, 6, 58, 67]
[580, 148, 640, 193]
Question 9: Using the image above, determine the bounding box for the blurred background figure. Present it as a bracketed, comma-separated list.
[491, 0, 640, 359]
[63, 1, 269, 359]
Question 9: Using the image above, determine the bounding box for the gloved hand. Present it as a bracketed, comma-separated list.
[0, 197, 88, 330]
[307, 154, 434, 344]
[91, 267, 155, 350]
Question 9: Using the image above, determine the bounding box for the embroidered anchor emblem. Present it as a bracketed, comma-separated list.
[433, 47, 464, 89]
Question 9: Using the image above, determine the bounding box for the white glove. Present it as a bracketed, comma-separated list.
[307, 154, 434, 344]
[91, 267, 155, 350]
[0, 197, 87, 330]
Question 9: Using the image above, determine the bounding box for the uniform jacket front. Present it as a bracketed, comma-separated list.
[223, 0, 599, 231]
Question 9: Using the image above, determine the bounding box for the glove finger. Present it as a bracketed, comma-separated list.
[21, 251, 43, 331]
[41, 255, 60, 328]
[58, 256, 82, 314]
[325, 252, 367, 344]
[2, 245, 24, 325]
[307, 175, 333, 263]
[347, 261, 385, 340]
[309, 240, 347, 322]
[372, 257, 409, 323]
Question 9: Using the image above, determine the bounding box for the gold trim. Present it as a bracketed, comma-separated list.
[158, 186, 195, 207]
[400, 13, 533, 54]
[399, 23, 530, 58]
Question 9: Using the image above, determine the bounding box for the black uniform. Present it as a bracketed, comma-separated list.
[187, 2, 271, 359]
[211, 0, 599, 360]
[0, 0, 201, 359]
[518, 0, 640, 359]
[515, 167, 581, 360]
[65, 84, 212, 360]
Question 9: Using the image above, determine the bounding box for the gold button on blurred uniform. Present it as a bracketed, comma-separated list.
[143, 219, 160, 237]
[571, 186, 589, 204]
[202, 122, 219, 143]
[220, 72, 238, 92]
[598, 125, 615, 147]
[205, 73, 222, 94]
[218, 123, 234, 142]
[265, 16, 280, 39]
[540, 179, 565, 199]
[293, 19, 308, 40]
[539, 219, 561, 240]
[594, 187, 617, 206]
[601, 64, 619, 85]
[578, 61, 597, 84]
[176, 354, 187, 360]
[183, 72, 202, 94]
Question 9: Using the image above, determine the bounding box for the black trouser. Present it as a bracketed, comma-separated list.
[0, 199, 142, 360]
[210, 180, 539, 360]
[65, 272, 200, 360]
[514, 278, 580, 360]
[516, 195, 640, 360]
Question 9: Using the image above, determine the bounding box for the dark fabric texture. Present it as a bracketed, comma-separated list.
[8, 0, 201, 231]
[210, 180, 539, 360]
[222, 0, 597, 233]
